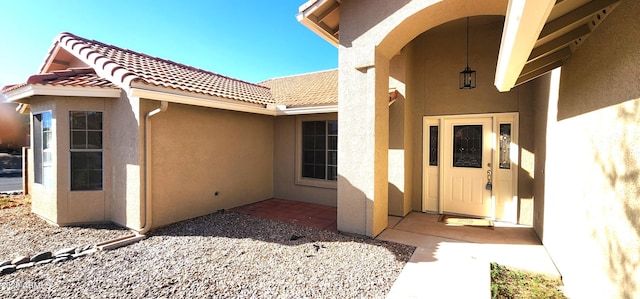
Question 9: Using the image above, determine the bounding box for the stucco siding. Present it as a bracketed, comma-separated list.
[406, 16, 535, 220]
[27, 96, 115, 225]
[273, 115, 337, 206]
[108, 91, 141, 228]
[538, 1, 640, 297]
[56, 97, 110, 225]
[148, 102, 274, 228]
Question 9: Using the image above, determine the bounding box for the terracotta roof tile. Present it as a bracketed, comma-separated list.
[1, 68, 117, 93]
[260, 69, 337, 107]
[53, 32, 274, 105]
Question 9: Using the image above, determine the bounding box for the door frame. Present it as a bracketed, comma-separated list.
[422, 112, 519, 221]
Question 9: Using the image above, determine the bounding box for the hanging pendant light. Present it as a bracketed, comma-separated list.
[459, 17, 476, 89]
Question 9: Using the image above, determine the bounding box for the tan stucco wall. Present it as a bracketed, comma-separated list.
[28, 96, 115, 225]
[107, 91, 141, 229]
[536, 1, 640, 297]
[147, 101, 274, 228]
[273, 115, 337, 206]
[405, 16, 535, 222]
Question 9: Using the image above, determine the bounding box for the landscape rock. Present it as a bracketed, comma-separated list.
[52, 257, 69, 263]
[0, 265, 16, 275]
[16, 262, 35, 270]
[35, 259, 53, 265]
[11, 255, 30, 266]
[30, 251, 52, 263]
[54, 247, 76, 256]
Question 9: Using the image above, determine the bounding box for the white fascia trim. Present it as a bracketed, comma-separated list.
[495, 0, 555, 92]
[275, 104, 338, 115]
[3, 84, 121, 102]
[296, 0, 339, 46]
[129, 87, 277, 116]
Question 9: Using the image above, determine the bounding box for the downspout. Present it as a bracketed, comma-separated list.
[138, 101, 168, 234]
[96, 100, 168, 250]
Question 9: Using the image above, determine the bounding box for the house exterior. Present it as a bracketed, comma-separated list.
[1, 33, 343, 231]
[297, 0, 639, 298]
[2, 0, 639, 297]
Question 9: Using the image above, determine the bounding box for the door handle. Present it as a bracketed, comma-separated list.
[485, 169, 492, 190]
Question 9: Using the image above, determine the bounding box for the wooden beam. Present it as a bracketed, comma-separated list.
[539, 0, 619, 40]
[516, 60, 564, 86]
[529, 24, 591, 62]
[495, 0, 556, 92]
[317, 1, 339, 23]
[521, 47, 570, 76]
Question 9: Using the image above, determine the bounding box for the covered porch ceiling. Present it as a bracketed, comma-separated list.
[297, 0, 620, 92]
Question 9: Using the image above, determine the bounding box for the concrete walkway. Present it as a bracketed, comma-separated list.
[378, 212, 560, 298]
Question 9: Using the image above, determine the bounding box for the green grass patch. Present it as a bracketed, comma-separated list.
[491, 262, 565, 299]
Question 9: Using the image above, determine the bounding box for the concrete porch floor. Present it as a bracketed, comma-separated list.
[379, 212, 560, 298]
[231, 199, 560, 298]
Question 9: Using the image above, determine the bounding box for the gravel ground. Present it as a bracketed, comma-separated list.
[0, 205, 415, 298]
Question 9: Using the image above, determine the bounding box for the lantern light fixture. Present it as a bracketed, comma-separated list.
[459, 17, 476, 89]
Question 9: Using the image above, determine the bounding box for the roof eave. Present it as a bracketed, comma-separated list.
[2, 84, 121, 103]
[494, 0, 556, 92]
[275, 104, 338, 115]
[296, 0, 339, 47]
[129, 86, 277, 116]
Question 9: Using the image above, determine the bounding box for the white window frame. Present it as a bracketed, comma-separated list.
[69, 111, 104, 191]
[33, 111, 53, 188]
[295, 114, 338, 189]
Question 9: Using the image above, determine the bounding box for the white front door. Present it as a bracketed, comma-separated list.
[441, 117, 493, 218]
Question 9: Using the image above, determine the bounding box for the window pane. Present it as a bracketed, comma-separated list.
[87, 112, 103, 130]
[328, 150, 337, 165]
[71, 131, 86, 149]
[303, 135, 314, 150]
[328, 136, 337, 150]
[43, 131, 52, 150]
[328, 120, 338, 135]
[328, 166, 337, 181]
[300, 120, 338, 181]
[314, 136, 325, 150]
[42, 112, 52, 130]
[87, 131, 102, 149]
[453, 125, 482, 168]
[33, 114, 43, 184]
[314, 121, 325, 135]
[71, 152, 103, 191]
[303, 150, 314, 164]
[302, 121, 315, 136]
[314, 165, 326, 179]
[70, 112, 87, 130]
[87, 170, 103, 190]
[302, 164, 314, 179]
[314, 150, 325, 164]
[429, 126, 438, 166]
[499, 124, 511, 169]
[43, 152, 52, 164]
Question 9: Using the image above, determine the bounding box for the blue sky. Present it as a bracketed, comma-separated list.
[0, 1, 337, 87]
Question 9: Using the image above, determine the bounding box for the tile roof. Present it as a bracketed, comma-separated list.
[1, 68, 117, 93]
[48, 32, 274, 105]
[259, 69, 337, 107]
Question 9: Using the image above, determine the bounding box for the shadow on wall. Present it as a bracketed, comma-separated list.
[591, 101, 640, 298]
